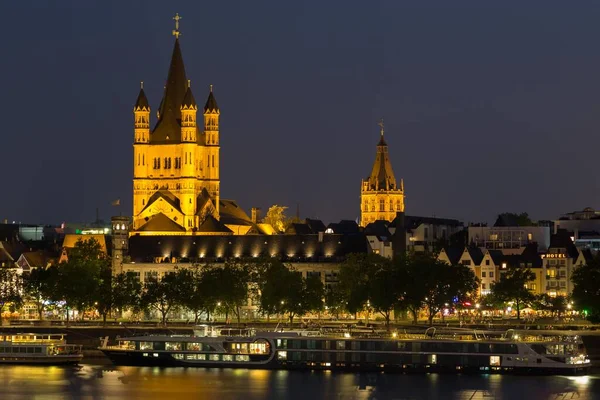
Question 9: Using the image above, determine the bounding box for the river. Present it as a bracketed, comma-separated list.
[0, 364, 598, 399]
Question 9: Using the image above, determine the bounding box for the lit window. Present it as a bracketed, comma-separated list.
[490, 356, 500, 366]
[278, 351, 287, 360]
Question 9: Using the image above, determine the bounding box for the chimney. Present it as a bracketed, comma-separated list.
[392, 211, 406, 260]
[251, 207, 260, 224]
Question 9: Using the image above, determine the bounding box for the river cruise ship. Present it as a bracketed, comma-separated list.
[99, 326, 591, 375]
[0, 333, 83, 364]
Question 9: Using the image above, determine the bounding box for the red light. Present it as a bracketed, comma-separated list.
[463, 302, 472, 306]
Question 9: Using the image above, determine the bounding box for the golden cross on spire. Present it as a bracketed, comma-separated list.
[378, 118, 385, 137]
[210, 84, 213, 92]
[172, 13, 182, 39]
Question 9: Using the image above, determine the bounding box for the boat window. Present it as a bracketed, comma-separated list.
[276, 339, 287, 349]
[210, 354, 220, 361]
[249, 340, 269, 355]
[235, 355, 249, 362]
[119, 341, 135, 350]
[27, 347, 34, 353]
[139, 342, 153, 351]
[278, 351, 287, 360]
[198, 354, 206, 360]
[173, 354, 184, 360]
[336, 341, 346, 350]
[187, 343, 202, 351]
[490, 356, 500, 366]
[223, 355, 233, 361]
[165, 342, 183, 351]
[230, 343, 248, 354]
[429, 354, 437, 364]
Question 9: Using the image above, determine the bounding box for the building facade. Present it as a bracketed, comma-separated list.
[360, 122, 404, 227]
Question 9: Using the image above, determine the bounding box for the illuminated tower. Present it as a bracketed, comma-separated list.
[360, 120, 404, 226]
[132, 83, 150, 220]
[180, 81, 198, 229]
[202, 85, 221, 217]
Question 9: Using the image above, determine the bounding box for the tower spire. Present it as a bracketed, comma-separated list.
[378, 118, 385, 137]
[172, 13, 181, 39]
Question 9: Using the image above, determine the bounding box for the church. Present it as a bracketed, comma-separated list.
[131, 16, 267, 236]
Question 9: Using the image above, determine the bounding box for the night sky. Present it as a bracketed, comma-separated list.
[2, 1, 600, 226]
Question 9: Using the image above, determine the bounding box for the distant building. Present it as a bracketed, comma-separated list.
[554, 207, 600, 252]
[438, 244, 544, 297]
[468, 226, 550, 253]
[360, 122, 404, 227]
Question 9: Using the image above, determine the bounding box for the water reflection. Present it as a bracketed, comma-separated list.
[0, 365, 597, 399]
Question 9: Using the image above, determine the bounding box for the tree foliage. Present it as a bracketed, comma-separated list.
[141, 270, 187, 325]
[572, 256, 600, 323]
[491, 266, 536, 320]
[262, 205, 291, 233]
[22, 266, 58, 320]
[0, 268, 22, 315]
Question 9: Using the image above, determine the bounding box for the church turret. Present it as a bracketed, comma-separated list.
[181, 80, 197, 143]
[133, 83, 150, 221]
[134, 83, 150, 144]
[203, 85, 220, 146]
[180, 80, 198, 229]
[360, 119, 405, 227]
[203, 85, 221, 217]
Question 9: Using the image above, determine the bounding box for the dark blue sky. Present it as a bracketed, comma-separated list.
[2, 1, 600, 225]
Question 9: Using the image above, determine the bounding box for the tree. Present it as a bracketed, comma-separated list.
[324, 285, 345, 319]
[0, 268, 22, 317]
[337, 253, 380, 315]
[141, 270, 187, 325]
[495, 212, 534, 227]
[257, 258, 324, 325]
[262, 205, 291, 233]
[369, 257, 405, 329]
[95, 263, 113, 325]
[491, 266, 536, 321]
[56, 238, 108, 322]
[217, 262, 250, 324]
[572, 256, 600, 323]
[258, 259, 291, 317]
[111, 271, 143, 318]
[179, 266, 207, 324]
[22, 266, 59, 320]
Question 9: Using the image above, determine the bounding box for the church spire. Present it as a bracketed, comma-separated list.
[204, 84, 219, 113]
[134, 82, 149, 111]
[368, 120, 397, 191]
[152, 15, 188, 142]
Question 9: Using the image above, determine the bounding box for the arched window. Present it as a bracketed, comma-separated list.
[379, 199, 385, 212]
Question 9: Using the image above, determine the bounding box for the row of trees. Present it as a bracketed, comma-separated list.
[334, 253, 479, 327]
[4, 237, 600, 325]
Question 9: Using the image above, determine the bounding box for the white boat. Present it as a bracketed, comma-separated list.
[0, 333, 83, 365]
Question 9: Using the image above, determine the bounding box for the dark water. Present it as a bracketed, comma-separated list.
[0, 364, 598, 400]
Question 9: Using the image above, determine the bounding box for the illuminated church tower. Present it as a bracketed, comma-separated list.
[360, 120, 404, 227]
[132, 14, 221, 233]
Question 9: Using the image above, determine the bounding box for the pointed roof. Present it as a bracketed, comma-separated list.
[197, 215, 233, 234]
[152, 38, 188, 143]
[134, 88, 150, 110]
[138, 213, 185, 232]
[182, 85, 197, 109]
[204, 87, 219, 113]
[366, 130, 398, 191]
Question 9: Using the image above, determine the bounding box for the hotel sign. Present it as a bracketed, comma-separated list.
[543, 254, 566, 259]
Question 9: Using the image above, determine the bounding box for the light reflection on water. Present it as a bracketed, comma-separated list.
[0, 365, 598, 399]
